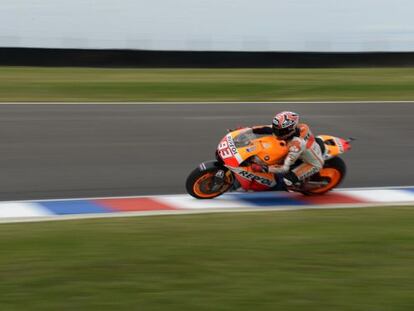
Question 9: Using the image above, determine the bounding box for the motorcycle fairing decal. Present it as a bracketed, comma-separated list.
[318, 135, 347, 159]
[228, 166, 277, 187]
[334, 137, 344, 153]
[226, 134, 244, 164]
[199, 163, 207, 171]
[217, 135, 241, 167]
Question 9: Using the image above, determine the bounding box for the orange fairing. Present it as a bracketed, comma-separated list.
[249, 136, 289, 165]
[318, 135, 350, 158]
[216, 128, 288, 191]
[218, 128, 289, 166]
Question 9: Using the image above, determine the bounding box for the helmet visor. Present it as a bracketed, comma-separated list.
[272, 124, 294, 138]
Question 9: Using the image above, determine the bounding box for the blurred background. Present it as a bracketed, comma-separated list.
[2, 0, 414, 51]
[1, 1, 414, 310]
[2, 0, 414, 67]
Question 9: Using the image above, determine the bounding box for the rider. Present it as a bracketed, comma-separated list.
[251, 111, 325, 187]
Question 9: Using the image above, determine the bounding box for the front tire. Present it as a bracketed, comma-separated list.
[186, 165, 234, 199]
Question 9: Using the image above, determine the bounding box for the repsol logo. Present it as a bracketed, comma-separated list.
[227, 135, 238, 155]
[238, 171, 272, 186]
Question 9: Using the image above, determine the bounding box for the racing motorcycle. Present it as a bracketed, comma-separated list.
[186, 127, 353, 199]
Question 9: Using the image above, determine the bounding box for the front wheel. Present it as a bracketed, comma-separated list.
[301, 157, 346, 195]
[186, 165, 234, 199]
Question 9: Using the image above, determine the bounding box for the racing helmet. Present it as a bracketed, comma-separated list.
[272, 111, 299, 140]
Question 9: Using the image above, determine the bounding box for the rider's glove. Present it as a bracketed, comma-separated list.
[251, 164, 268, 173]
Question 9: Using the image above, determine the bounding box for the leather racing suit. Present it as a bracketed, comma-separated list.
[253, 123, 324, 184]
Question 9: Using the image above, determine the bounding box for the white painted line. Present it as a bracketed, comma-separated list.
[0, 101, 413, 105]
[341, 189, 414, 203]
[0, 202, 52, 218]
[154, 194, 252, 209]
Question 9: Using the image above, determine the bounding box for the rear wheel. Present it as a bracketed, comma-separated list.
[186, 166, 234, 199]
[302, 157, 346, 195]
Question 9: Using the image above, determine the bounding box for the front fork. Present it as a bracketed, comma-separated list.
[197, 161, 233, 192]
[211, 169, 227, 192]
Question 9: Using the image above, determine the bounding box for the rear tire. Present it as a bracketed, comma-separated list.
[301, 157, 346, 195]
[186, 166, 234, 199]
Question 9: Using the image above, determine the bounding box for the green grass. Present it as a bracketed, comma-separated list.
[1, 67, 414, 101]
[1, 207, 414, 310]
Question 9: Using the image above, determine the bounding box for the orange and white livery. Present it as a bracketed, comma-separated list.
[186, 112, 353, 199]
[269, 123, 324, 181]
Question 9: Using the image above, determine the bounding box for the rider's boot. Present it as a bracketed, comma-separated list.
[271, 174, 289, 191]
[282, 172, 302, 191]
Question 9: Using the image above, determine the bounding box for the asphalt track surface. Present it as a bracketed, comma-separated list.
[0, 102, 412, 201]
